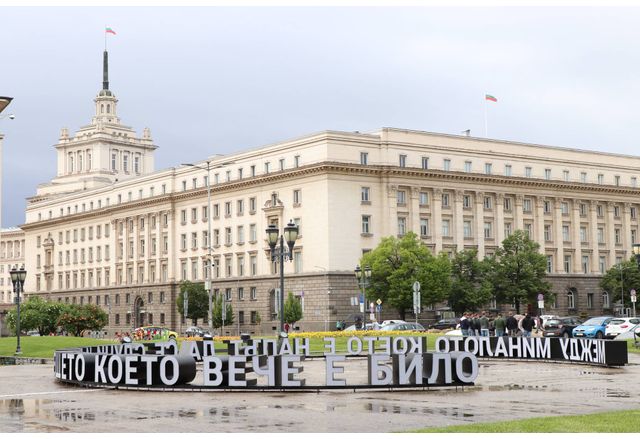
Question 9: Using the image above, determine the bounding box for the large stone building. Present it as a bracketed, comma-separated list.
[13, 51, 640, 334]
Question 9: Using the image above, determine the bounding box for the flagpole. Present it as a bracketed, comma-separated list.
[484, 97, 488, 137]
[104, 25, 107, 51]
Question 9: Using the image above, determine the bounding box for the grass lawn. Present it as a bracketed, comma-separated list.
[412, 409, 640, 433]
[0, 336, 117, 358]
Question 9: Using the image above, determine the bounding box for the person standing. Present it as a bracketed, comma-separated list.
[521, 314, 535, 337]
[506, 312, 518, 336]
[479, 312, 490, 337]
[494, 313, 506, 337]
[472, 313, 481, 336]
[460, 313, 470, 337]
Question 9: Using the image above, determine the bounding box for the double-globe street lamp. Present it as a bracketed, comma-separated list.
[9, 264, 26, 356]
[632, 243, 640, 317]
[354, 265, 371, 329]
[265, 220, 299, 334]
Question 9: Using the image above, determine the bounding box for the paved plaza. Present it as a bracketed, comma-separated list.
[1, 355, 640, 432]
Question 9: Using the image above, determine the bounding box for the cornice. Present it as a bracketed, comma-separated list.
[20, 162, 640, 232]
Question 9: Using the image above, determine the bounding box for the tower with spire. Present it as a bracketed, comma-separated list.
[35, 49, 158, 199]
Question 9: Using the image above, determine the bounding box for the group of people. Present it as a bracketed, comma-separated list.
[460, 311, 539, 337]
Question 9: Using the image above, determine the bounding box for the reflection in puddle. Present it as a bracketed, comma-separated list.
[365, 402, 474, 418]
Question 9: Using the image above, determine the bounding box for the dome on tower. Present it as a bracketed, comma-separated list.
[98, 89, 113, 97]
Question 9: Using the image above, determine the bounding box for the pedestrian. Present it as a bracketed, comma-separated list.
[506, 312, 518, 336]
[521, 314, 535, 337]
[284, 322, 290, 333]
[472, 313, 481, 337]
[460, 313, 470, 337]
[494, 313, 506, 337]
[479, 312, 490, 337]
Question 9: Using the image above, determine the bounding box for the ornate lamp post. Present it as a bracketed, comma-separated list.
[9, 264, 26, 355]
[265, 220, 299, 334]
[632, 243, 640, 317]
[354, 265, 372, 329]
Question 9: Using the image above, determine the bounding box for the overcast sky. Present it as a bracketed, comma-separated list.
[1, 6, 640, 227]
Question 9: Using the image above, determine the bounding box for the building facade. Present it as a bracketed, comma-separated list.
[15, 54, 640, 334]
[0, 227, 26, 304]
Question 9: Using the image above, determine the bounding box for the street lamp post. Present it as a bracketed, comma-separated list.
[9, 264, 26, 356]
[182, 159, 234, 333]
[354, 265, 372, 329]
[265, 220, 299, 334]
[183, 290, 189, 328]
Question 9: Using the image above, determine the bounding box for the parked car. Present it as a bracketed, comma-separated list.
[343, 323, 378, 331]
[539, 314, 560, 329]
[542, 316, 582, 338]
[26, 330, 41, 336]
[185, 326, 208, 337]
[605, 317, 640, 339]
[572, 316, 614, 339]
[379, 322, 426, 332]
[613, 324, 640, 341]
[428, 318, 460, 330]
[134, 326, 179, 340]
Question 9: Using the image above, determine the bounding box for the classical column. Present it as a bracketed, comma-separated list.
[514, 194, 524, 231]
[411, 186, 421, 235]
[386, 184, 399, 237]
[454, 190, 464, 252]
[432, 188, 443, 254]
[606, 201, 616, 265]
[495, 193, 505, 245]
[109, 219, 117, 287]
[475, 191, 485, 258]
[554, 199, 565, 273]
[167, 210, 176, 282]
[572, 200, 582, 273]
[623, 203, 631, 260]
[534, 196, 546, 252]
[589, 200, 600, 273]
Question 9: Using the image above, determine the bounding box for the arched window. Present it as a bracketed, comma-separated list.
[603, 291, 610, 309]
[107, 104, 111, 113]
[101, 104, 104, 114]
[78, 154, 83, 172]
[567, 288, 576, 309]
[69, 155, 74, 173]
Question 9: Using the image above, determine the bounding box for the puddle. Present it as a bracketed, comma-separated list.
[365, 402, 474, 418]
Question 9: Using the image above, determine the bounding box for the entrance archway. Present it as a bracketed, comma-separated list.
[134, 296, 145, 328]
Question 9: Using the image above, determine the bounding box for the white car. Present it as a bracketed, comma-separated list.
[614, 324, 640, 341]
[605, 317, 640, 339]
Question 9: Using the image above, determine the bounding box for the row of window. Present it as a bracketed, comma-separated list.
[0, 240, 23, 259]
[364, 151, 640, 187]
[179, 251, 303, 281]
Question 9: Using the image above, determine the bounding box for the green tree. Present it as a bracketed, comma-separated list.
[599, 259, 640, 310]
[176, 281, 209, 326]
[211, 294, 234, 329]
[6, 297, 69, 336]
[283, 292, 303, 325]
[57, 304, 108, 337]
[361, 232, 451, 320]
[448, 249, 494, 314]
[486, 230, 551, 314]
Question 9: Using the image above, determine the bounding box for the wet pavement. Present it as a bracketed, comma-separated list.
[1, 355, 640, 432]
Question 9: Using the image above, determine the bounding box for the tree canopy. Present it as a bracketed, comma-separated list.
[599, 258, 640, 310]
[176, 281, 209, 326]
[448, 249, 494, 314]
[5, 296, 69, 335]
[211, 294, 234, 329]
[485, 230, 550, 314]
[361, 232, 451, 320]
[283, 292, 303, 325]
[56, 304, 108, 337]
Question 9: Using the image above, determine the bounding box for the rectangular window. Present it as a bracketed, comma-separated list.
[504, 164, 512, 176]
[443, 159, 451, 171]
[463, 195, 471, 208]
[420, 218, 429, 236]
[631, 207, 637, 219]
[463, 221, 472, 238]
[225, 227, 232, 245]
[632, 229, 637, 244]
[632, 177, 637, 188]
[442, 193, 450, 207]
[442, 219, 450, 237]
[421, 157, 429, 169]
[524, 223, 533, 238]
[598, 174, 604, 184]
[579, 203, 587, 216]
[419, 192, 428, 205]
[362, 215, 371, 234]
[546, 255, 553, 273]
[597, 204, 604, 217]
[615, 228, 621, 244]
[484, 163, 492, 174]
[361, 187, 370, 202]
[544, 168, 551, 180]
[399, 154, 407, 168]
[563, 170, 570, 181]
[580, 227, 587, 242]
[464, 161, 472, 173]
[503, 197, 512, 211]
[360, 152, 368, 165]
[615, 175, 620, 186]
[564, 255, 571, 273]
[504, 222, 512, 237]
[484, 222, 492, 239]
[614, 205, 620, 217]
[582, 256, 589, 274]
[483, 196, 492, 209]
[249, 197, 257, 213]
[581, 172, 587, 183]
[561, 202, 569, 214]
[293, 189, 301, 205]
[597, 227, 605, 244]
[279, 158, 285, 171]
[525, 166, 532, 178]
[523, 198, 532, 212]
[599, 256, 606, 273]
[397, 190, 406, 204]
[264, 162, 270, 174]
[544, 200, 551, 214]
[544, 225, 552, 241]
[294, 251, 302, 273]
[397, 217, 406, 236]
[562, 225, 570, 241]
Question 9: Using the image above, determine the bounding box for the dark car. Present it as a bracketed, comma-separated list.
[543, 316, 583, 338]
[428, 318, 460, 330]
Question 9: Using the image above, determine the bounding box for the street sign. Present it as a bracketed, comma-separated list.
[376, 298, 382, 305]
[369, 302, 375, 312]
[537, 300, 544, 309]
[632, 296, 637, 303]
[376, 304, 382, 312]
[631, 289, 637, 297]
[413, 281, 421, 293]
[537, 293, 544, 301]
